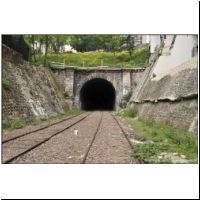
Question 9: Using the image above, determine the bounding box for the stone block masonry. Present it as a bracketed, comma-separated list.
[2, 45, 68, 121]
[130, 56, 198, 136]
[52, 67, 145, 110]
[133, 99, 198, 137]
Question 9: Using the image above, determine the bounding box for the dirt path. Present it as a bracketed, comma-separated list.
[2, 111, 133, 164]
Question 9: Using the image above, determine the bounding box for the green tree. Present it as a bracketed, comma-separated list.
[69, 35, 92, 52]
[24, 35, 37, 62]
[50, 35, 69, 53]
[123, 35, 135, 57]
[37, 35, 45, 54]
[31, 35, 37, 62]
[105, 35, 123, 56]
[69, 35, 124, 53]
[44, 35, 49, 66]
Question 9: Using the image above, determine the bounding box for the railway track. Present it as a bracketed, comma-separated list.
[111, 114, 143, 164]
[2, 113, 84, 144]
[3, 111, 133, 164]
[2, 112, 91, 163]
[81, 112, 103, 164]
[111, 114, 133, 148]
[81, 112, 132, 164]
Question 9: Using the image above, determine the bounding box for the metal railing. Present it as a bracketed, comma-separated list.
[48, 61, 65, 69]
[47, 60, 148, 69]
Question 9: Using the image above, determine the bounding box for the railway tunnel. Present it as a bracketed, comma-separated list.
[80, 78, 116, 111]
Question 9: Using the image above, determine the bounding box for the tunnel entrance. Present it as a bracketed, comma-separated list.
[80, 78, 116, 111]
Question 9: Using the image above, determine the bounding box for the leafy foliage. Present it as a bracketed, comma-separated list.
[69, 35, 124, 52]
[123, 35, 135, 57]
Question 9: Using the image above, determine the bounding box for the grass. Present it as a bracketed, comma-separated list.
[119, 107, 138, 118]
[2, 109, 83, 131]
[34, 47, 150, 68]
[2, 118, 25, 130]
[46, 109, 83, 121]
[133, 143, 173, 164]
[2, 79, 10, 90]
[118, 110, 198, 163]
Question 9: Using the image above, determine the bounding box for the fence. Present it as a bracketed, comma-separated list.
[48, 61, 65, 69]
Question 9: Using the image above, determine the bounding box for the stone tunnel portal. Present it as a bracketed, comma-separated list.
[80, 78, 116, 111]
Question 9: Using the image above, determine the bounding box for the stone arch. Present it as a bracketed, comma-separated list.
[76, 73, 114, 95]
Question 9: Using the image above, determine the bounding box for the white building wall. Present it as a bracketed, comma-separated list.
[142, 35, 150, 44]
[150, 35, 161, 53]
[152, 35, 198, 78]
[168, 35, 197, 68]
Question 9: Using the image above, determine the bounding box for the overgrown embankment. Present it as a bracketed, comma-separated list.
[118, 108, 198, 164]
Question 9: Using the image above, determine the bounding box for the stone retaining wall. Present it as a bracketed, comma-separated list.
[133, 99, 198, 136]
[130, 57, 198, 135]
[2, 45, 68, 121]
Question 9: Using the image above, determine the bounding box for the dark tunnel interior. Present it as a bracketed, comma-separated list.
[80, 78, 116, 111]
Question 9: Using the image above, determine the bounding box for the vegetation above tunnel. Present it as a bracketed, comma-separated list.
[22, 35, 150, 68]
[36, 47, 150, 68]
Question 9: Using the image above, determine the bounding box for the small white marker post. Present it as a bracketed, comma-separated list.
[74, 129, 78, 136]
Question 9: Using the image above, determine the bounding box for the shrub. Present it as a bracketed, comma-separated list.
[64, 91, 70, 97]
[11, 119, 24, 129]
[30, 118, 41, 125]
[132, 143, 170, 163]
[3, 119, 24, 130]
[2, 79, 10, 90]
[120, 107, 138, 118]
[123, 91, 132, 102]
[2, 120, 12, 129]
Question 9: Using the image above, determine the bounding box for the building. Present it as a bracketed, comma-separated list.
[150, 34, 198, 77]
[133, 35, 150, 47]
